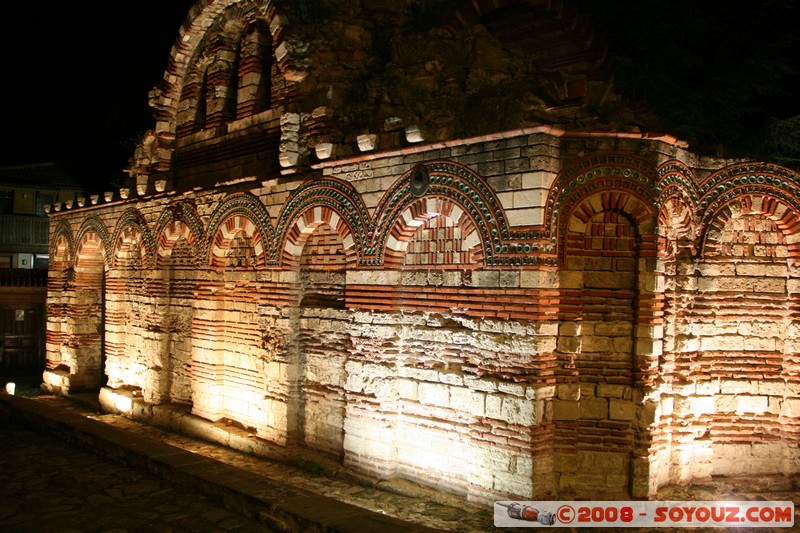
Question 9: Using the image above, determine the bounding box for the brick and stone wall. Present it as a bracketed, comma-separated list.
[42, 0, 800, 505]
[44, 130, 800, 502]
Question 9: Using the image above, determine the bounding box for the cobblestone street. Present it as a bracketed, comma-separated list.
[1, 382, 798, 532]
[0, 421, 274, 532]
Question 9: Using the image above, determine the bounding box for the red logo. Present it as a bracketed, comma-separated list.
[557, 505, 575, 524]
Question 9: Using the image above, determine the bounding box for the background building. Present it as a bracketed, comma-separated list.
[0, 163, 83, 376]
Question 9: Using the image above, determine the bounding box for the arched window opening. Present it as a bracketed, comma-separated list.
[237, 23, 272, 117]
[194, 69, 209, 131]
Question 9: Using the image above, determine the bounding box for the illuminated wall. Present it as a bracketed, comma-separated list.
[42, 0, 800, 505]
[44, 138, 800, 502]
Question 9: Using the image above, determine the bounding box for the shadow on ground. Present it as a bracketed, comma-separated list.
[0, 374, 44, 398]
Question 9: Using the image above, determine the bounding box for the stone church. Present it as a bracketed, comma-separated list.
[42, 0, 799, 503]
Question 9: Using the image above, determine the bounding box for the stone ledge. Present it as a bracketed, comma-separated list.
[0, 393, 441, 533]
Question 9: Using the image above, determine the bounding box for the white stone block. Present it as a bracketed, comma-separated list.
[499, 271, 520, 288]
[557, 383, 581, 400]
[596, 384, 627, 398]
[695, 380, 719, 395]
[315, 142, 334, 159]
[492, 470, 532, 497]
[418, 382, 450, 407]
[558, 271, 583, 289]
[757, 381, 788, 395]
[462, 231, 481, 251]
[472, 270, 500, 287]
[579, 398, 607, 419]
[609, 399, 635, 420]
[357, 134, 376, 152]
[346, 270, 401, 285]
[279, 150, 299, 168]
[498, 382, 526, 397]
[521, 171, 557, 189]
[552, 400, 579, 420]
[719, 380, 754, 394]
[505, 208, 540, 226]
[519, 270, 558, 288]
[396, 366, 438, 383]
[689, 396, 715, 415]
[744, 337, 776, 351]
[438, 373, 464, 386]
[405, 125, 424, 143]
[513, 189, 545, 209]
[464, 376, 498, 392]
[497, 191, 514, 209]
[450, 388, 485, 416]
[501, 396, 535, 425]
[485, 394, 503, 418]
[780, 398, 800, 417]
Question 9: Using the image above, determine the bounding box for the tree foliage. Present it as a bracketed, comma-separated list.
[579, 0, 800, 166]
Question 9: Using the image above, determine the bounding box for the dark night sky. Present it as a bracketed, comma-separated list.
[0, 1, 196, 192]
[2, 1, 799, 194]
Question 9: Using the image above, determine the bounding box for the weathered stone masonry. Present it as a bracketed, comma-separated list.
[43, 0, 800, 505]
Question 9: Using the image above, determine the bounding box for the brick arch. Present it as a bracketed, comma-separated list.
[51, 234, 72, 271]
[75, 231, 106, 270]
[237, 19, 273, 116]
[371, 161, 504, 267]
[75, 216, 111, 269]
[547, 153, 658, 247]
[177, 54, 214, 135]
[154, 201, 205, 241]
[205, 193, 273, 267]
[560, 192, 645, 376]
[156, 220, 201, 268]
[701, 194, 800, 263]
[155, 201, 205, 268]
[655, 159, 700, 208]
[50, 219, 75, 269]
[110, 208, 156, 269]
[179, 14, 248, 132]
[208, 214, 266, 269]
[66, 219, 108, 392]
[275, 177, 370, 266]
[280, 205, 358, 269]
[382, 196, 485, 268]
[560, 191, 650, 259]
[150, 0, 291, 147]
[559, 190, 656, 267]
[112, 226, 146, 270]
[655, 160, 701, 258]
[696, 163, 800, 262]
